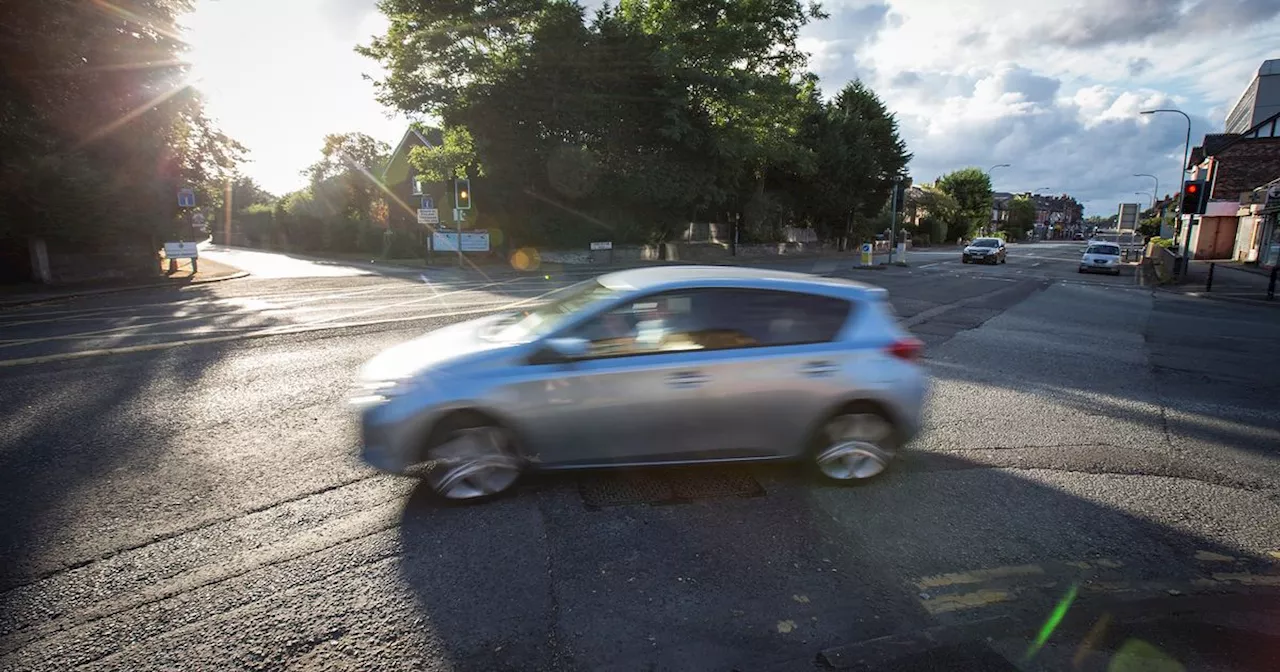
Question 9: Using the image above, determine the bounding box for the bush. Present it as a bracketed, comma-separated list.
[1152, 237, 1175, 249]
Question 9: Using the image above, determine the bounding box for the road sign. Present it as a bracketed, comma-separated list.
[590, 241, 613, 251]
[453, 208, 466, 222]
[418, 208, 439, 225]
[178, 188, 196, 208]
[163, 241, 199, 259]
[432, 230, 490, 252]
[860, 242, 873, 266]
[192, 213, 206, 225]
[421, 195, 435, 210]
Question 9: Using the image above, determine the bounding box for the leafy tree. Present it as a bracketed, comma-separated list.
[936, 167, 993, 242]
[304, 133, 391, 185]
[1003, 196, 1036, 241]
[0, 0, 242, 250]
[792, 80, 910, 246]
[906, 185, 959, 244]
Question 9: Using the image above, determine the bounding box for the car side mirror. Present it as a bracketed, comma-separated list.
[529, 337, 590, 364]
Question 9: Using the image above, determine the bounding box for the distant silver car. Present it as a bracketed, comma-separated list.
[961, 237, 1007, 264]
[352, 267, 928, 501]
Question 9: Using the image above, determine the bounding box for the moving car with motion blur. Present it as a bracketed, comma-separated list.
[961, 237, 1007, 264]
[352, 266, 928, 501]
[1079, 242, 1122, 275]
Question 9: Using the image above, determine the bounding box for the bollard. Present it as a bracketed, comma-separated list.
[1206, 262, 1215, 292]
[1269, 267, 1277, 301]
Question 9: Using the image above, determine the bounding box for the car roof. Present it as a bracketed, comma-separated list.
[597, 265, 883, 298]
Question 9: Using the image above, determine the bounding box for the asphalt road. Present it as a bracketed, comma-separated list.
[2, 242, 1280, 671]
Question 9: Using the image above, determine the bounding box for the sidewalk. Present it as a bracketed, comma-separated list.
[1160, 260, 1278, 306]
[0, 256, 247, 308]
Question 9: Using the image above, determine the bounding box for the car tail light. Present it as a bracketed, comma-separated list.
[887, 337, 923, 361]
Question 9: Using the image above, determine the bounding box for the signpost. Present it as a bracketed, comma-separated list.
[417, 208, 439, 225]
[191, 212, 206, 229]
[163, 241, 199, 273]
[860, 242, 873, 267]
[591, 241, 613, 265]
[431, 230, 490, 252]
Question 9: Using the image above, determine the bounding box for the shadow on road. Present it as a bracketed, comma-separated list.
[393, 448, 1280, 671]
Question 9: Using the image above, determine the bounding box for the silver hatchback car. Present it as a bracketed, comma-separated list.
[352, 266, 928, 500]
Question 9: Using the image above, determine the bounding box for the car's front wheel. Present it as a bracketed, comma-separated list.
[810, 406, 900, 483]
[420, 414, 523, 501]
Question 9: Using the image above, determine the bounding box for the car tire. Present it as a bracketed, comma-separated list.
[419, 412, 524, 502]
[809, 403, 902, 484]
[1000, 256, 1006, 264]
[961, 258, 968, 264]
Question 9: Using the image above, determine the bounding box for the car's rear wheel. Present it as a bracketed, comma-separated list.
[420, 413, 523, 501]
[810, 406, 900, 483]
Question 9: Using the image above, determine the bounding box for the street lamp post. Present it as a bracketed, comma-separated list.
[1135, 191, 1156, 210]
[1139, 109, 1192, 266]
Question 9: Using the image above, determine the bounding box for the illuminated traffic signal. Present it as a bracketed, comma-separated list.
[1180, 180, 1205, 215]
[455, 178, 472, 210]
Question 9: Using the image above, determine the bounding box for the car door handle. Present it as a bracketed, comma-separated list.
[799, 361, 837, 376]
[667, 371, 709, 387]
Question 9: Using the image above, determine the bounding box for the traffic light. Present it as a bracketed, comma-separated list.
[1180, 180, 1205, 215]
[455, 178, 472, 210]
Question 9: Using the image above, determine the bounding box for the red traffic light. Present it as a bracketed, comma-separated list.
[1186, 183, 1199, 194]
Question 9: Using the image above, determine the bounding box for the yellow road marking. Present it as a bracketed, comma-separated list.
[1209, 573, 1280, 586]
[914, 564, 1045, 590]
[920, 589, 1011, 615]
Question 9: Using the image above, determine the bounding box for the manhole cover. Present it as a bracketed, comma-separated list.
[578, 468, 764, 508]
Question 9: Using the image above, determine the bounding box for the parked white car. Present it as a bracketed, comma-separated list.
[1079, 242, 1121, 275]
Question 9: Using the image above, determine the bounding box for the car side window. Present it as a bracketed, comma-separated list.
[565, 288, 850, 359]
[566, 290, 703, 358]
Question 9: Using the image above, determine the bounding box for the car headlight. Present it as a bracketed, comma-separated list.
[349, 379, 415, 407]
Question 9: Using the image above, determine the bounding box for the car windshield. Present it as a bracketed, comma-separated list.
[484, 279, 620, 342]
[1087, 245, 1120, 255]
[972, 239, 999, 248]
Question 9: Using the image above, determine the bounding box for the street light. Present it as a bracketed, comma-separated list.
[1135, 191, 1155, 209]
[1139, 109, 1192, 260]
[987, 163, 1010, 176]
[1133, 173, 1159, 204]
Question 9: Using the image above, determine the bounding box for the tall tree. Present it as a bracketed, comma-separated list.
[793, 80, 911, 245]
[1003, 196, 1036, 241]
[936, 167, 993, 242]
[0, 0, 242, 245]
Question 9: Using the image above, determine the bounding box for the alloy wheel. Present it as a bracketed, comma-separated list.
[814, 412, 895, 481]
[423, 426, 522, 500]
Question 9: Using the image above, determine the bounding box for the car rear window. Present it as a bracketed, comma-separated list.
[1087, 245, 1120, 255]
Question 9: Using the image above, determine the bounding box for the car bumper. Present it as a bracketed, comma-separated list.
[1079, 263, 1119, 273]
[355, 395, 438, 474]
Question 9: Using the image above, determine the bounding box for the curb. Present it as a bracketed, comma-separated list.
[0, 271, 249, 309]
[1153, 286, 1278, 308]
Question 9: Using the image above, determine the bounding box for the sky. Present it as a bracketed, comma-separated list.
[182, 0, 1280, 216]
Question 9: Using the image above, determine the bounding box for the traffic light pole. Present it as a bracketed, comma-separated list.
[889, 178, 900, 263]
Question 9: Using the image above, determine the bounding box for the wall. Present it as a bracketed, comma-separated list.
[534, 241, 837, 266]
[38, 237, 158, 284]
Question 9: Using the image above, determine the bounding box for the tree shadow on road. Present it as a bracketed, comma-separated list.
[394, 449, 1280, 671]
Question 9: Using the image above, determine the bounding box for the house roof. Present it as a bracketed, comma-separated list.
[1190, 110, 1280, 167]
[380, 126, 440, 182]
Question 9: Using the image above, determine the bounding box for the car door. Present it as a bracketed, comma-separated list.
[496, 290, 708, 467]
[674, 288, 855, 458]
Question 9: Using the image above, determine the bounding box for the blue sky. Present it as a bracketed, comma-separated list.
[182, 0, 1280, 216]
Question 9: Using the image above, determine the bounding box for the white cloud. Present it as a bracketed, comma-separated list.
[800, 0, 1280, 214]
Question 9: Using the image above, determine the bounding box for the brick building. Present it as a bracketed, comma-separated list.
[1186, 110, 1280, 264]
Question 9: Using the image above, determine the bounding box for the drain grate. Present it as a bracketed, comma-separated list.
[578, 468, 764, 508]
